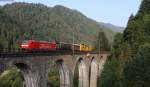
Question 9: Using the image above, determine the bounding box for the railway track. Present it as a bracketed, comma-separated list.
[0, 50, 107, 58]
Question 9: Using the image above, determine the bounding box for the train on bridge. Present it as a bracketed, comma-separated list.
[21, 40, 93, 52]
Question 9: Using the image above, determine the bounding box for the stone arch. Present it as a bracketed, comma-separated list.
[14, 62, 38, 87]
[74, 58, 89, 87]
[56, 60, 71, 87]
[90, 58, 98, 87]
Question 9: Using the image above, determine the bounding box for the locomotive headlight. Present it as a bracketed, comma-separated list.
[21, 44, 29, 48]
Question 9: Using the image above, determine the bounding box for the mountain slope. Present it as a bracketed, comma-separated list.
[99, 22, 124, 32]
[0, 3, 115, 50]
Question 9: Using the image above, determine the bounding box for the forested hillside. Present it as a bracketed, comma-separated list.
[0, 9, 21, 51]
[99, 0, 150, 87]
[0, 2, 115, 51]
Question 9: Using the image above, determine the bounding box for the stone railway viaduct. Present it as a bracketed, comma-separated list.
[0, 53, 109, 87]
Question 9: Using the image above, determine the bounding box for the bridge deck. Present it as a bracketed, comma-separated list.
[0, 50, 108, 57]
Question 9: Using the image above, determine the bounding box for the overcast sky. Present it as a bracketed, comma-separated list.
[0, 0, 142, 27]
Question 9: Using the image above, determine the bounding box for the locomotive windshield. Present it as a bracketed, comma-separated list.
[22, 40, 28, 44]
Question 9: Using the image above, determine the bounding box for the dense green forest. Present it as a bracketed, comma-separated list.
[0, 9, 21, 51]
[0, 2, 114, 52]
[99, 0, 150, 87]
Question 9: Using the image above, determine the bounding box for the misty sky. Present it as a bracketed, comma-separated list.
[0, 0, 142, 27]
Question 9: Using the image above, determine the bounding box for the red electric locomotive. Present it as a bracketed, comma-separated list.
[20, 40, 93, 52]
[21, 40, 57, 51]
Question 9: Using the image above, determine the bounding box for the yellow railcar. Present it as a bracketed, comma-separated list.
[80, 44, 93, 51]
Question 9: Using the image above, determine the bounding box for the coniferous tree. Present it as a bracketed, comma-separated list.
[99, 1, 150, 87]
[94, 32, 110, 51]
[139, 0, 150, 13]
[122, 44, 150, 87]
